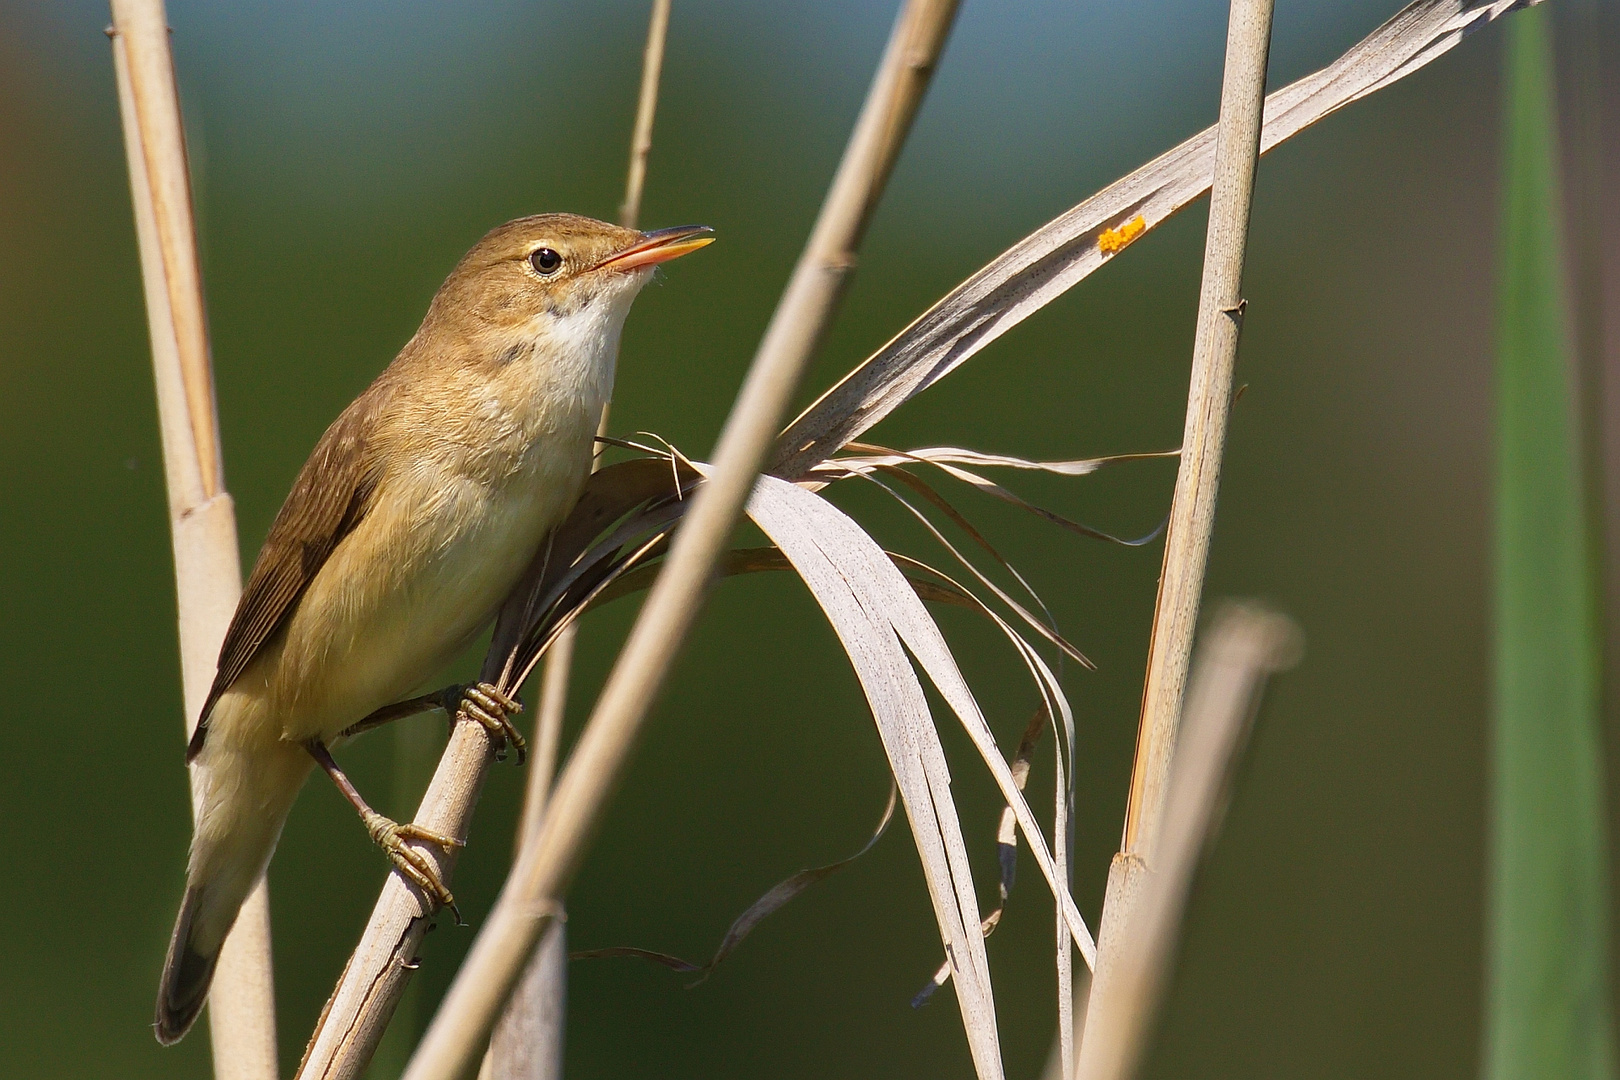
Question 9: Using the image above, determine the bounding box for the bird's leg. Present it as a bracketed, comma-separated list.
[338, 685, 467, 741]
[340, 683, 526, 764]
[306, 739, 464, 921]
[451, 682, 528, 764]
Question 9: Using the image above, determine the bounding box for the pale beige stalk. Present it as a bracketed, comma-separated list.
[397, 4, 961, 1078]
[483, 641, 570, 1080]
[620, 0, 672, 231]
[482, 435, 584, 1080]
[483, 925, 568, 1080]
[1074, 605, 1300, 1080]
[108, 2, 278, 1076]
[1079, 1, 1273, 1074]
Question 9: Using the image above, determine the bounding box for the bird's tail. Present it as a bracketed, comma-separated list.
[155, 884, 221, 1045]
[155, 733, 309, 1045]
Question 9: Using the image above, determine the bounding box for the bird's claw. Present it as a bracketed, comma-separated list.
[363, 810, 464, 922]
[455, 681, 527, 764]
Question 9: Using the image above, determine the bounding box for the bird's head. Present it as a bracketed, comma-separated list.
[425, 213, 713, 343]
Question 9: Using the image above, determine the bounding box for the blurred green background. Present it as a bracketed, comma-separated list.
[2, 2, 1616, 1077]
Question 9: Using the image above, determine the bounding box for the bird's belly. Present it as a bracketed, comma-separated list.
[255, 461, 583, 745]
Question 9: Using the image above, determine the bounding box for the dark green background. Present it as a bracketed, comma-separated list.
[1, 2, 1613, 1077]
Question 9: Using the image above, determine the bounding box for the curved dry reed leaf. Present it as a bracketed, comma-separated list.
[913, 705, 1049, 1008]
[854, 468, 1095, 669]
[885, 553, 1077, 774]
[578, 535, 1079, 1005]
[834, 444, 1180, 477]
[488, 458, 696, 690]
[848, 466, 1089, 1036]
[771, 0, 1540, 480]
[486, 458, 688, 677]
[740, 473, 1005, 1079]
[745, 475, 1095, 942]
[884, 551, 1081, 1034]
[487, 450, 1094, 1066]
[831, 445, 1168, 548]
[509, 529, 673, 691]
[892, 540, 1083, 1025]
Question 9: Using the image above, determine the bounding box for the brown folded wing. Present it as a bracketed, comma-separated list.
[187, 401, 383, 761]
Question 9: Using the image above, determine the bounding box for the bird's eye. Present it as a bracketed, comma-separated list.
[529, 247, 562, 275]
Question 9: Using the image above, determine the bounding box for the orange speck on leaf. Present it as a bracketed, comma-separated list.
[1097, 214, 1147, 255]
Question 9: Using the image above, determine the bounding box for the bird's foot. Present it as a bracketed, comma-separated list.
[364, 810, 464, 922]
[454, 682, 527, 764]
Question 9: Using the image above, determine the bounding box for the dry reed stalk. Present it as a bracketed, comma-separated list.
[479, 623, 570, 1080]
[396, 4, 961, 1078]
[484, 9, 674, 1075]
[483, 719, 568, 1080]
[481, 928, 568, 1080]
[1074, 605, 1300, 1080]
[108, 2, 279, 1076]
[620, 0, 672, 231]
[1079, 0, 1273, 1065]
[481, 617, 573, 1080]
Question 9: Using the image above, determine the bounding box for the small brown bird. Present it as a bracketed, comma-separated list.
[154, 213, 712, 1045]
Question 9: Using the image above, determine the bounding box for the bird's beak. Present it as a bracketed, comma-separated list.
[595, 225, 715, 273]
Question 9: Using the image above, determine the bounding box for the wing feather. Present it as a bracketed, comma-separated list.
[187, 401, 383, 761]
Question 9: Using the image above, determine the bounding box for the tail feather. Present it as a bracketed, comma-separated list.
[155, 886, 220, 1045]
[153, 729, 311, 1045]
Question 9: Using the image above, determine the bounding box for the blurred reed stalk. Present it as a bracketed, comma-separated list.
[1079, 0, 1272, 1069]
[482, 6, 674, 1078]
[396, 3, 962, 1078]
[1075, 605, 1300, 1080]
[107, 1, 279, 1077]
[1486, 8, 1618, 1078]
[619, 0, 671, 232]
[480, 645, 569, 1080]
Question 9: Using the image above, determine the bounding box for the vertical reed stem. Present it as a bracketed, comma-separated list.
[620, 0, 672, 231]
[398, 4, 961, 1077]
[369, 712, 443, 1080]
[1081, 0, 1273, 1068]
[481, 399, 590, 1080]
[482, 672, 569, 1080]
[1075, 606, 1299, 1080]
[1126, 0, 1274, 862]
[108, 2, 278, 1076]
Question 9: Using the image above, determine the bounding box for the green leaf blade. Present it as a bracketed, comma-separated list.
[1487, 9, 1617, 1080]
